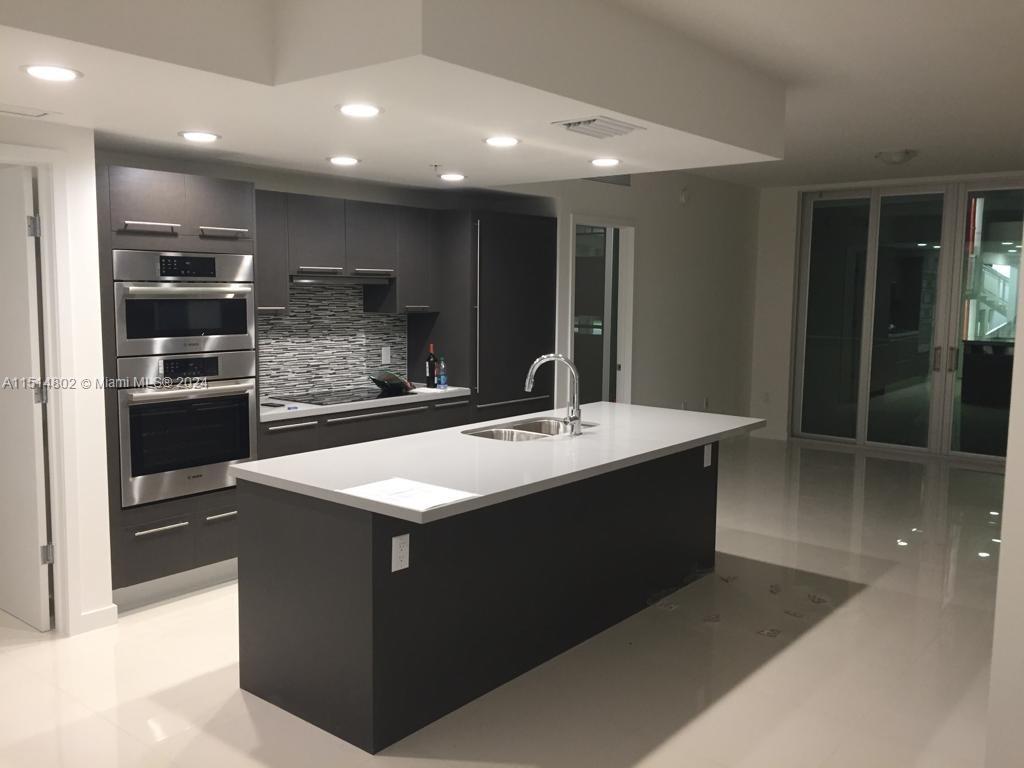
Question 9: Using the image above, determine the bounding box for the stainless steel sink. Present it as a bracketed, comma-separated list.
[509, 418, 576, 436]
[462, 427, 549, 442]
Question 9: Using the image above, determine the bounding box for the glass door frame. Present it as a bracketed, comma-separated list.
[792, 183, 960, 454]
[937, 177, 1024, 463]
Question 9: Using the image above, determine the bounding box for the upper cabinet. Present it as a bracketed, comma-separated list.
[108, 167, 186, 237]
[396, 206, 433, 311]
[255, 191, 290, 312]
[106, 166, 254, 253]
[185, 176, 255, 239]
[346, 201, 397, 274]
[286, 194, 347, 274]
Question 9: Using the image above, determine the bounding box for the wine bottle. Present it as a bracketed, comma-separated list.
[425, 343, 438, 388]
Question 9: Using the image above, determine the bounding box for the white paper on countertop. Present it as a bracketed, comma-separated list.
[338, 477, 479, 512]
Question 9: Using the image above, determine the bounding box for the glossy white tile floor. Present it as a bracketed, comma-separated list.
[0, 437, 1003, 767]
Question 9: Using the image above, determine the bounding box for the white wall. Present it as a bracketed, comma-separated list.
[747, 187, 800, 439]
[0, 116, 114, 634]
[985, 241, 1024, 767]
[504, 172, 760, 416]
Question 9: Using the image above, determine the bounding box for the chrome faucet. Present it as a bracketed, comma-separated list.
[524, 353, 583, 436]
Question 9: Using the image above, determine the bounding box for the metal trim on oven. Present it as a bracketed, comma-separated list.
[116, 350, 257, 387]
[117, 377, 258, 507]
[112, 250, 254, 282]
[113, 281, 256, 357]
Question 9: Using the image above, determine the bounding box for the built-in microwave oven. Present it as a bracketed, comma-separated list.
[113, 250, 255, 357]
[116, 351, 257, 507]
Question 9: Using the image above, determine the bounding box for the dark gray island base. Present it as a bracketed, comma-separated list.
[236, 442, 719, 754]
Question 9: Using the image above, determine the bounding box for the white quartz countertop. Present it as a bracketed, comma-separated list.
[259, 385, 472, 422]
[232, 402, 765, 524]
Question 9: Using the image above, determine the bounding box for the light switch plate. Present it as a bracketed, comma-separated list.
[382, 345, 391, 364]
[703, 444, 713, 468]
[391, 533, 410, 572]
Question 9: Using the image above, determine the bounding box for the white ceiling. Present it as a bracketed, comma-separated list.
[617, 0, 1024, 186]
[0, 0, 784, 190]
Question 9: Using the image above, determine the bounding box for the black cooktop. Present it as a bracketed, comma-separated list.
[270, 388, 415, 406]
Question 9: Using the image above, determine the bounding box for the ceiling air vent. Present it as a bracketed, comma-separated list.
[0, 103, 50, 118]
[553, 115, 645, 139]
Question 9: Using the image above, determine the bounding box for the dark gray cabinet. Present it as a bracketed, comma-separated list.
[109, 166, 186, 237]
[287, 194, 346, 274]
[255, 191, 290, 312]
[185, 175, 255, 239]
[397, 207, 434, 311]
[107, 166, 255, 253]
[318, 404, 430, 449]
[346, 201, 397, 274]
[475, 211, 557, 405]
[259, 419, 321, 458]
[112, 487, 239, 589]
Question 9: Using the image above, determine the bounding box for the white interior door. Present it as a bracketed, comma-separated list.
[0, 165, 51, 631]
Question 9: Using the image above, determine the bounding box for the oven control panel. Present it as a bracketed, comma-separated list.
[159, 255, 216, 278]
[162, 356, 221, 379]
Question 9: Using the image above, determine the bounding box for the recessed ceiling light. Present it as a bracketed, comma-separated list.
[328, 155, 359, 167]
[990, 510, 1001, 516]
[978, 552, 991, 558]
[897, 539, 909, 547]
[22, 64, 82, 82]
[592, 157, 620, 168]
[179, 131, 220, 143]
[440, 172, 465, 183]
[917, 243, 928, 247]
[340, 103, 380, 118]
[932, 245, 941, 249]
[486, 136, 519, 148]
[1002, 242, 1014, 246]
[993, 538, 1002, 544]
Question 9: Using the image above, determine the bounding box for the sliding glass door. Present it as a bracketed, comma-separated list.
[795, 180, 1024, 458]
[944, 188, 1023, 456]
[865, 194, 945, 447]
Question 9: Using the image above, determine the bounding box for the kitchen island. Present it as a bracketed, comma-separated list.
[230, 401, 763, 753]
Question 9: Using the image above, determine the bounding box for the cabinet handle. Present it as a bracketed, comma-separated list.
[205, 510, 238, 522]
[134, 521, 189, 537]
[435, 399, 470, 409]
[475, 218, 481, 394]
[257, 306, 286, 312]
[266, 420, 318, 432]
[353, 268, 394, 275]
[199, 226, 250, 237]
[933, 346, 942, 372]
[122, 220, 180, 233]
[476, 395, 549, 409]
[324, 405, 428, 424]
[948, 345, 959, 372]
[404, 305, 431, 310]
[296, 266, 344, 273]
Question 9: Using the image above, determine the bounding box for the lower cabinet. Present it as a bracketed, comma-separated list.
[318, 404, 431, 448]
[113, 487, 239, 589]
[259, 418, 321, 458]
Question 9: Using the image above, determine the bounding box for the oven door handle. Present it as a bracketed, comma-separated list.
[124, 285, 253, 298]
[127, 382, 254, 404]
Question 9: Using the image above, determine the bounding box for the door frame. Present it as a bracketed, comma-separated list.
[792, 177, 1021, 464]
[567, 214, 636, 404]
[0, 147, 71, 633]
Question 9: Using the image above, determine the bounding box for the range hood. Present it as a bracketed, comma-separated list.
[290, 274, 389, 287]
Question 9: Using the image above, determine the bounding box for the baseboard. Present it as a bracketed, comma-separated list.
[66, 602, 119, 635]
[113, 559, 238, 613]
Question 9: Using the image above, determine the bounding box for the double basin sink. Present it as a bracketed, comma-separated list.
[463, 417, 593, 442]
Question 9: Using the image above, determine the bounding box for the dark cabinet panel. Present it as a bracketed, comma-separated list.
[186, 176, 255, 239]
[287, 194, 347, 273]
[259, 419, 321, 458]
[114, 514, 194, 589]
[397, 207, 433, 311]
[476, 212, 557, 405]
[108, 166, 186, 238]
[428, 398, 474, 429]
[195, 507, 240, 567]
[255, 191, 290, 311]
[318, 405, 431, 449]
[346, 201, 398, 273]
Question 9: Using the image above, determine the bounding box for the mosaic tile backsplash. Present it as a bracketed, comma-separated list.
[257, 283, 407, 396]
